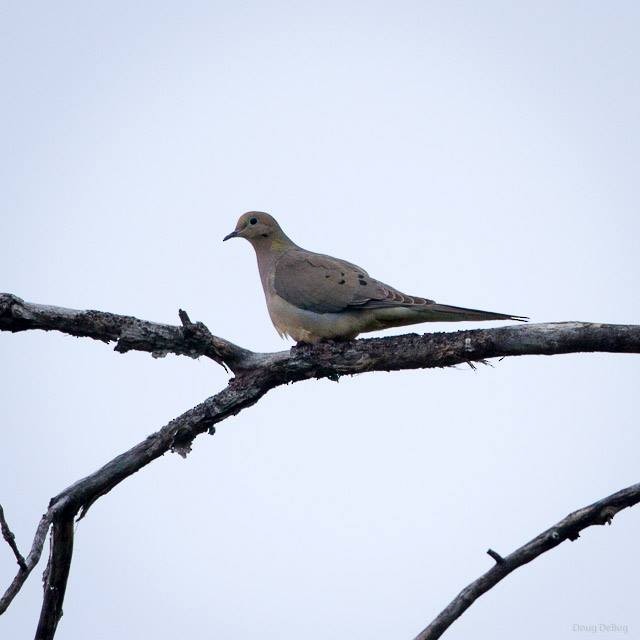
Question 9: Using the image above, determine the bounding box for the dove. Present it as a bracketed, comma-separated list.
[223, 212, 527, 343]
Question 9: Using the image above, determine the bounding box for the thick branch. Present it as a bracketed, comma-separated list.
[2, 295, 639, 380]
[35, 517, 74, 640]
[413, 483, 640, 640]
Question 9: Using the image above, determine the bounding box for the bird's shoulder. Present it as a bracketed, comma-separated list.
[276, 248, 369, 277]
[273, 248, 381, 313]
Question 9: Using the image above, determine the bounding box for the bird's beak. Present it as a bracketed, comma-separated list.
[223, 230, 240, 241]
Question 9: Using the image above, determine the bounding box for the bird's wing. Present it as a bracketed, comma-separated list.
[273, 249, 434, 313]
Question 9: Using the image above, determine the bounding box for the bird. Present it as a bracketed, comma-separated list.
[223, 212, 527, 344]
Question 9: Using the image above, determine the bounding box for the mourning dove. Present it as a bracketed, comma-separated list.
[224, 212, 527, 343]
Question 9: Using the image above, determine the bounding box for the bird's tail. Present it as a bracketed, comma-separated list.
[425, 303, 528, 323]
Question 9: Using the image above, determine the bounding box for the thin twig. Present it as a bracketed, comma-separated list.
[0, 512, 54, 615]
[0, 505, 27, 571]
[486, 548, 504, 564]
[413, 483, 640, 640]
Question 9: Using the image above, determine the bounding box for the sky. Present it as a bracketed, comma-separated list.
[1, 2, 639, 639]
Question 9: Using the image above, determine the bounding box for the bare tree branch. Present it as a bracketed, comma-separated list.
[0, 380, 266, 616]
[0, 293, 251, 372]
[0, 505, 26, 571]
[413, 482, 640, 640]
[2, 295, 640, 380]
[1, 292, 639, 639]
[0, 503, 67, 615]
[34, 517, 74, 640]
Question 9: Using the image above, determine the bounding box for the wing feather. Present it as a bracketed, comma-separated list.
[273, 250, 434, 313]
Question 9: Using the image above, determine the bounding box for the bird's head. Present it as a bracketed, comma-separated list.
[223, 212, 290, 247]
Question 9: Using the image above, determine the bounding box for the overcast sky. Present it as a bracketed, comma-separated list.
[1, 2, 639, 639]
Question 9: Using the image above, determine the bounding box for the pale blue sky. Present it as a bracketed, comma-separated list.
[1, 2, 639, 639]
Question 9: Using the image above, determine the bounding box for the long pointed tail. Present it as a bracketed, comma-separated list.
[426, 303, 528, 323]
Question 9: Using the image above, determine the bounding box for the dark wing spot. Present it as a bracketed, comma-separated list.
[359, 280, 367, 285]
[341, 272, 345, 276]
[338, 279, 346, 285]
[325, 274, 330, 278]
[261, 233, 269, 237]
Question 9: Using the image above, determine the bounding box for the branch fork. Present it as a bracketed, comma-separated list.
[1, 292, 639, 640]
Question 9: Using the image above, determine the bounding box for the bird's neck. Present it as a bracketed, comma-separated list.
[251, 233, 297, 290]
[250, 232, 297, 255]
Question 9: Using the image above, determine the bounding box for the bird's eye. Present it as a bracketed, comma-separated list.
[249, 217, 258, 225]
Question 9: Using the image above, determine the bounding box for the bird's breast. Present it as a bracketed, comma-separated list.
[264, 292, 362, 343]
